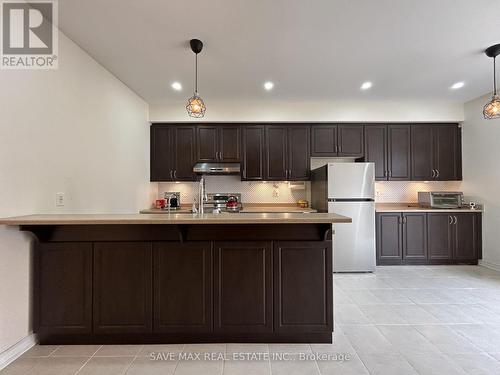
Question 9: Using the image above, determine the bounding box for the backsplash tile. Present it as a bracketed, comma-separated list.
[375, 181, 463, 203]
[156, 176, 308, 205]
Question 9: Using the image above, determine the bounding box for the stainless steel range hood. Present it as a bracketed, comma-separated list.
[193, 162, 241, 175]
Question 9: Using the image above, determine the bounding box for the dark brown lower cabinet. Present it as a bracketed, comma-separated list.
[402, 213, 427, 262]
[32, 226, 334, 343]
[35, 243, 92, 335]
[427, 213, 453, 261]
[154, 242, 212, 333]
[377, 212, 480, 265]
[93, 242, 152, 333]
[274, 241, 332, 333]
[376, 213, 402, 264]
[214, 242, 272, 333]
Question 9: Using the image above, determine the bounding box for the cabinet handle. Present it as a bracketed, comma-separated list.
[449, 216, 453, 225]
[389, 171, 392, 178]
[170, 170, 173, 179]
[454, 215, 457, 225]
[174, 170, 177, 179]
[339, 144, 342, 153]
[436, 169, 440, 179]
[403, 216, 407, 224]
[432, 169, 435, 178]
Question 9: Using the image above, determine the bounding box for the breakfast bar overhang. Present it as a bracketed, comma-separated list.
[0, 213, 351, 344]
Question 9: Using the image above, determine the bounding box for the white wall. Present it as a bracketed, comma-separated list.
[0, 32, 151, 354]
[149, 99, 464, 122]
[462, 93, 500, 268]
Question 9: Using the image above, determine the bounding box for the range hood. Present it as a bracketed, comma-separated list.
[193, 162, 241, 175]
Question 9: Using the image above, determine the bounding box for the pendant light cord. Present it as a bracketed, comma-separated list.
[494, 56, 497, 95]
[195, 53, 198, 94]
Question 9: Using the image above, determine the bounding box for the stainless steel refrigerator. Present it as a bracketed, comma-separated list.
[311, 162, 375, 272]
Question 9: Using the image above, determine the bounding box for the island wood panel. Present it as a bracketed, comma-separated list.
[93, 242, 152, 334]
[214, 242, 272, 333]
[35, 242, 92, 335]
[274, 241, 332, 333]
[154, 242, 213, 333]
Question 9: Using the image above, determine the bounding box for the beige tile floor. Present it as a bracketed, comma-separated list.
[4, 265, 500, 374]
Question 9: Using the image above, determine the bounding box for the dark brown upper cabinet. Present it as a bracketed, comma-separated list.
[364, 125, 387, 180]
[150, 124, 196, 182]
[265, 125, 310, 181]
[365, 124, 410, 181]
[197, 125, 240, 162]
[387, 125, 411, 180]
[311, 124, 363, 157]
[411, 124, 461, 181]
[241, 125, 265, 180]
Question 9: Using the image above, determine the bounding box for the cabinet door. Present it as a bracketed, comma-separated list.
[434, 125, 460, 181]
[93, 242, 152, 333]
[287, 125, 310, 180]
[427, 213, 453, 260]
[214, 242, 272, 333]
[35, 243, 92, 335]
[265, 125, 287, 180]
[150, 125, 174, 181]
[311, 125, 337, 156]
[219, 126, 240, 162]
[411, 125, 434, 180]
[241, 126, 265, 180]
[376, 213, 402, 264]
[364, 125, 387, 180]
[173, 126, 196, 181]
[274, 242, 332, 333]
[387, 125, 411, 180]
[402, 213, 427, 262]
[196, 125, 218, 162]
[453, 213, 478, 261]
[154, 242, 212, 333]
[338, 124, 364, 157]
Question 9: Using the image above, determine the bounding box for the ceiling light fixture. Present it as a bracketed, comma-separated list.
[264, 81, 274, 91]
[483, 43, 500, 120]
[450, 81, 464, 90]
[171, 82, 182, 91]
[360, 81, 373, 90]
[186, 39, 206, 118]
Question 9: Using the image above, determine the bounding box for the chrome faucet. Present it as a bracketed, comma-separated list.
[196, 176, 207, 214]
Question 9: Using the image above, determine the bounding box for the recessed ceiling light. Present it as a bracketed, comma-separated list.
[450, 81, 465, 90]
[171, 82, 182, 91]
[264, 81, 274, 91]
[360, 81, 373, 90]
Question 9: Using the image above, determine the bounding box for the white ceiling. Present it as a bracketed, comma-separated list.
[58, 0, 500, 105]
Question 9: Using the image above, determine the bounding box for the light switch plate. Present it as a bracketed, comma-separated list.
[55, 192, 65, 206]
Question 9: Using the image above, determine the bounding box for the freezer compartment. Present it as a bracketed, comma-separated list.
[329, 201, 376, 272]
[327, 163, 375, 200]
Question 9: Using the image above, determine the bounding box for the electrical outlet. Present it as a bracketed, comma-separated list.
[55, 192, 65, 207]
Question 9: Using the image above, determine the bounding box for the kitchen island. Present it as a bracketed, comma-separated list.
[0, 213, 350, 344]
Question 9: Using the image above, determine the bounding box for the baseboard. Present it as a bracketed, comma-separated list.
[0, 333, 37, 371]
[479, 259, 500, 272]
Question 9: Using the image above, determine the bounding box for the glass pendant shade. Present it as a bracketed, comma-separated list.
[186, 93, 206, 118]
[483, 95, 500, 119]
[484, 45, 500, 120]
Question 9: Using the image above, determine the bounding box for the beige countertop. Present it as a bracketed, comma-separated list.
[376, 203, 483, 213]
[140, 206, 317, 214]
[0, 213, 351, 225]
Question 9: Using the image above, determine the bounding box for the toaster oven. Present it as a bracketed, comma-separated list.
[418, 192, 463, 209]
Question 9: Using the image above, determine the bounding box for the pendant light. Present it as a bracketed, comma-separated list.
[483, 44, 500, 120]
[186, 39, 206, 118]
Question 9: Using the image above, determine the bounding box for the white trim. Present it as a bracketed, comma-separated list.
[479, 259, 500, 272]
[0, 333, 37, 371]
